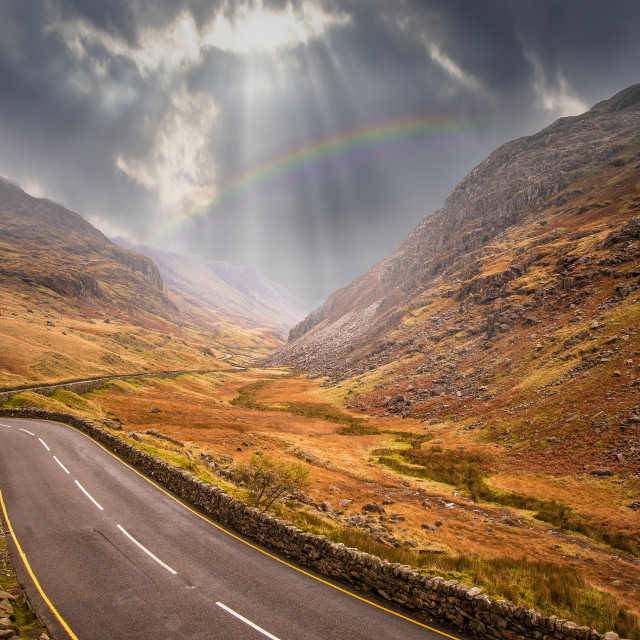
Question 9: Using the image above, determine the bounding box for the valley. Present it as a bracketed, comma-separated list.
[2, 368, 637, 636]
[1, 84, 639, 640]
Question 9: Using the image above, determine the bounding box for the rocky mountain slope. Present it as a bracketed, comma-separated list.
[113, 238, 317, 337]
[0, 177, 180, 323]
[267, 84, 640, 475]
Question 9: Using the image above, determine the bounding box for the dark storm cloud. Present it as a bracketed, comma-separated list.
[0, 0, 638, 298]
[510, 0, 640, 103]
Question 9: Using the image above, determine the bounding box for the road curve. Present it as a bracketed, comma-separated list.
[0, 418, 462, 640]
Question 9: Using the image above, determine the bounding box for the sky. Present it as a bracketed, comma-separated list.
[1, 1, 639, 300]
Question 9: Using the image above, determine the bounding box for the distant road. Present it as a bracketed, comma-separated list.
[220, 353, 233, 360]
[0, 418, 459, 640]
[0, 366, 245, 404]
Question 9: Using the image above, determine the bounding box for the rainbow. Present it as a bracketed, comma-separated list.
[144, 115, 469, 245]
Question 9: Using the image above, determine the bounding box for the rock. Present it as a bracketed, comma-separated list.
[403, 540, 418, 547]
[362, 502, 385, 514]
[318, 501, 334, 513]
[627, 500, 640, 510]
[149, 404, 161, 413]
[590, 467, 613, 476]
[590, 320, 600, 329]
[435, 519, 443, 527]
[129, 432, 143, 443]
[46, 320, 55, 326]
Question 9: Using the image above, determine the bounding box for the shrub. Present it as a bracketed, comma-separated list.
[233, 454, 310, 511]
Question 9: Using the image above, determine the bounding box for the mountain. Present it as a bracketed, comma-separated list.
[266, 84, 640, 473]
[0, 179, 282, 387]
[0, 177, 180, 323]
[112, 238, 318, 338]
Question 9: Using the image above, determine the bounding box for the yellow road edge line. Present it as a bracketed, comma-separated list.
[6, 418, 462, 640]
[0, 485, 80, 640]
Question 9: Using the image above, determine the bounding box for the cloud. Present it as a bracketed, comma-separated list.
[47, 0, 350, 80]
[46, 9, 204, 78]
[115, 84, 219, 215]
[524, 49, 587, 118]
[203, 0, 350, 55]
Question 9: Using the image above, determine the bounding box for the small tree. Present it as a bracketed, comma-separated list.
[234, 453, 310, 511]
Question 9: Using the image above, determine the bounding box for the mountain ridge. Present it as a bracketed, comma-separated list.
[270, 83, 640, 378]
[0, 177, 178, 321]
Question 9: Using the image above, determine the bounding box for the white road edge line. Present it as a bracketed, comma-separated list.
[20, 428, 35, 436]
[117, 525, 177, 575]
[53, 456, 70, 474]
[74, 480, 104, 511]
[38, 438, 50, 451]
[216, 602, 282, 640]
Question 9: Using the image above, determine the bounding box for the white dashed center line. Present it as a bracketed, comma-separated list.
[20, 428, 35, 436]
[74, 480, 103, 511]
[53, 456, 70, 474]
[0, 423, 12, 428]
[117, 525, 177, 575]
[216, 602, 282, 640]
[38, 438, 50, 451]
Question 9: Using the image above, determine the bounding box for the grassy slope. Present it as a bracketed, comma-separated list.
[0, 279, 283, 387]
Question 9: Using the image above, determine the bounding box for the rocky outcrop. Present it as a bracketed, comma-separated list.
[0, 408, 629, 640]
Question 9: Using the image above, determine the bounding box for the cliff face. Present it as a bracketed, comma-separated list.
[0, 178, 179, 322]
[268, 84, 640, 379]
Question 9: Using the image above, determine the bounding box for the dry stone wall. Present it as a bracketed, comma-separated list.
[0, 408, 626, 640]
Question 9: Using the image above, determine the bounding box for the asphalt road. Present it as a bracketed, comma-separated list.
[0, 417, 461, 640]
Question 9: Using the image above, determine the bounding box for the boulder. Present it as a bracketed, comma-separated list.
[590, 467, 613, 477]
[362, 502, 385, 514]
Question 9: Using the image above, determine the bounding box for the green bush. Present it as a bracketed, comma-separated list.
[233, 453, 310, 511]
